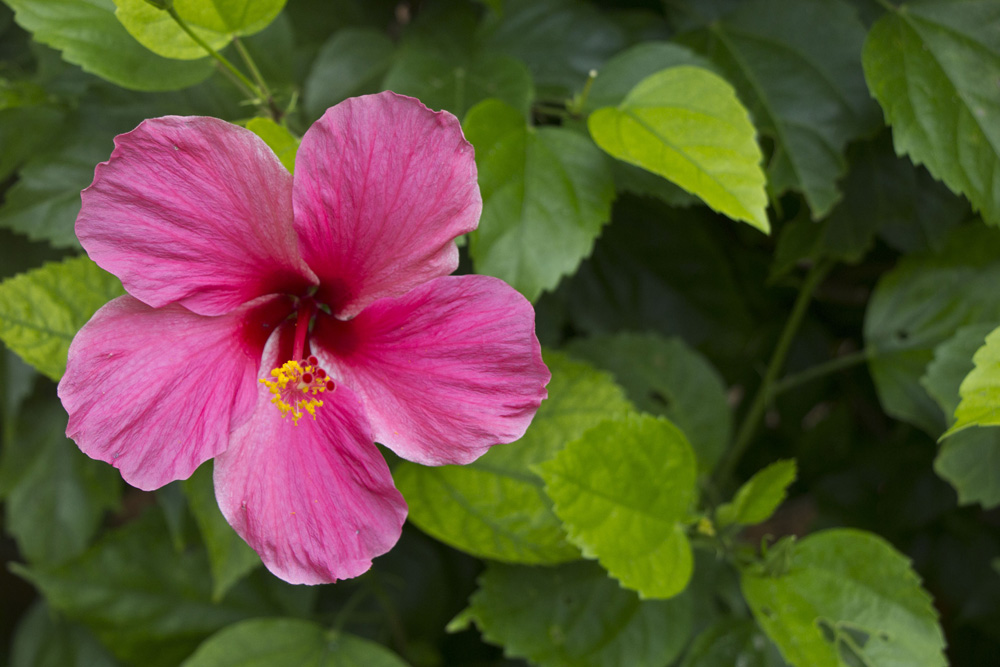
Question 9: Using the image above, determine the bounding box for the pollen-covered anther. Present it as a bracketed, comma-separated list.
[259, 358, 336, 425]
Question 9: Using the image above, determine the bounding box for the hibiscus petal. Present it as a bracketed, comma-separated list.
[77, 116, 316, 316]
[215, 327, 406, 585]
[314, 275, 550, 465]
[57, 295, 287, 491]
[293, 92, 481, 319]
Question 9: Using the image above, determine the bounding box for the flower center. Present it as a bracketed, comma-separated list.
[259, 355, 335, 425]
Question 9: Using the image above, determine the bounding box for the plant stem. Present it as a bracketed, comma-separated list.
[165, 7, 261, 101]
[771, 348, 870, 397]
[232, 37, 282, 121]
[715, 259, 834, 488]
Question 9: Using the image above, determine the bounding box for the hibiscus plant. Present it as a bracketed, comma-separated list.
[0, 1, 998, 666]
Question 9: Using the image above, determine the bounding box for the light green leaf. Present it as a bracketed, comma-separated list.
[113, 0, 287, 60]
[585, 41, 716, 112]
[567, 333, 731, 473]
[863, 0, 1000, 225]
[742, 529, 946, 667]
[0, 398, 121, 565]
[183, 464, 261, 602]
[680, 619, 785, 667]
[943, 326, 1000, 436]
[383, 50, 533, 119]
[244, 117, 298, 173]
[12, 509, 295, 667]
[395, 351, 630, 564]
[716, 459, 796, 528]
[464, 99, 614, 302]
[589, 66, 768, 232]
[679, 0, 880, 218]
[922, 323, 995, 418]
[181, 619, 408, 667]
[5, 0, 213, 91]
[11, 601, 121, 667]
[537, 414, 698, 599]
[303, 28, 395, 118]
[0, 255, 124, 381]
[864, 224, 1000, 434]
[464, 560, 692, 667]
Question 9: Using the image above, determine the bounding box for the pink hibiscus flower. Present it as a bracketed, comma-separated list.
[57, 92, 550, 585]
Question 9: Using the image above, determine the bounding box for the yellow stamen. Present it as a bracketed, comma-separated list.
[259, 359, 332, 425]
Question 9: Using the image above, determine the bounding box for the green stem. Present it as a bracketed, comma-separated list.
[715, 259, 834, 488]
[771, 348, 870, 397]
[233, 37, 281, 121]
[165, 7, 260, 101]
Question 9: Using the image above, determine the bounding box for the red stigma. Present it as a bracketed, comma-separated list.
[301, 373, 313, 383]
[307, 355, 319, 366]
[316, 369, 327, 379]
[325, 380, 335, 391]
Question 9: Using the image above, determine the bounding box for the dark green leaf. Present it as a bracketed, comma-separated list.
[863, 0, 1000, 225]
[12, 509, 293, 667]
[0, 398, 121, 564]
[479, 0, 625, 99]
[183, 463, 261, 601]
[679, 0, 880, 218]
[11, 601, 121, 667]
[303, 28, 395, 118]
[464, 99, 614, 302]
[864, 224, 1000, 434]
[567, 333, 731, 473]
[464, 560, 692, 667]
[742, 529, 946, 667]
[181, 619, 408, 667]
[395, 351, 630, 564]
[383, 50, 533, 118]
[0, 255, 124, 381]
[681, 619, 785, 667]
[5, 0, 213, 91]
[538, 414, 698, 599]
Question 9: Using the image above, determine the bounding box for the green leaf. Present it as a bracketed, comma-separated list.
[935, 428, 1000, 508]
[183, 464, 261, 602]
[395, 351, 630, 564]
[716, 460, 796, 528]
[679, 0, 880, 218]
[0, 255, 124, 381]
[0, 104, 67, 182]
[11, 601, 121, 667]
[0, 398, 121, 564]
[922, 323, 996, 420]
[680, 619, 785, 667]
[5, 0, 213, 91]
[464, 99, 614, 302]
[244, 117, 298, 173]
[303, 28, 395, 118]
[864, 224, 1000, 434]
[566, 333, 731, 473]
[478, 0, 625, 99]
[12, 509, 292, 667]
[0, 138, 104, 249]
[943, 326, 1000, 436]
[537, 414, 698, 599]
[383, 50, 533, 119]
[863, 0, 1000, 225]
[585, 41, 716, 112]
[589, 66, 769, 232]
[465, 560, 692, 667]
[742, 529, 946, 667]
[181, 619, 408, 667]
[113, 0, 288, 60]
